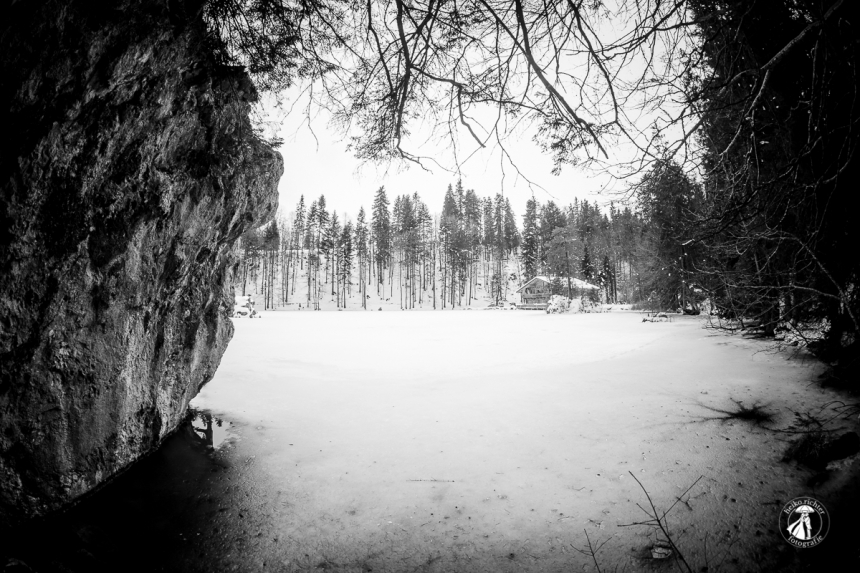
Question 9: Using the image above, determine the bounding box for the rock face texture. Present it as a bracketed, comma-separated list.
[0, 1, 281, 522]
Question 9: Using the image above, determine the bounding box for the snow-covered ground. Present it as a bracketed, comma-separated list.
[191, 311, 857, 571]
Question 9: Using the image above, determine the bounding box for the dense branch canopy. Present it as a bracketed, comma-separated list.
[205, 0, 697, 170]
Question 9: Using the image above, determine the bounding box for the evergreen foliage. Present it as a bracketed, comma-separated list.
[521, 197, 539, 282]
[237, 183, 666, 311]
[371, 187, 391, 289]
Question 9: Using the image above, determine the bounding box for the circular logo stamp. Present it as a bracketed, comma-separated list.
[779, 497, 829, 548]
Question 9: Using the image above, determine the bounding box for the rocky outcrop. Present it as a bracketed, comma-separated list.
[0, 1, 281, 522]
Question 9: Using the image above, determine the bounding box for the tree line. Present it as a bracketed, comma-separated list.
[236, 183, 667, 311]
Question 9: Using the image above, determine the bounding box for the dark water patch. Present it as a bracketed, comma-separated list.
[187, 407, 234, 450]
[0, 410, 239, 573]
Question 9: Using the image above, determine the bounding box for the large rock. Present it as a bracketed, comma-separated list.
[0, 0, 281, 521]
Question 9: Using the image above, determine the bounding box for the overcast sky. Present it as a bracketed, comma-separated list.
[267, 92, 632, 223]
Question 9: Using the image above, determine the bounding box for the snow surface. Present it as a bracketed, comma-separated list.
[191, 310, 856, 571]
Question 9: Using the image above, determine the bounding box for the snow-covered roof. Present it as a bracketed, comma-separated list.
[516, 275, 600, 293]
[570, 277, 600, 290]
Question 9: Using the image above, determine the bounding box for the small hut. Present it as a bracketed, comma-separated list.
[516, 276, 600, 310]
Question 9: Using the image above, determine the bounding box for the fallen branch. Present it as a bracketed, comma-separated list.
[618, 472, 703, 573]
[570, 529, 612, 573]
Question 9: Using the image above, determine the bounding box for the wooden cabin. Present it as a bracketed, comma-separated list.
[515, 276, 600, 309]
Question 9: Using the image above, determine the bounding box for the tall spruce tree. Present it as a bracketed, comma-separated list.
[463, 189, 482, 302]
[440, 185, 460, 307]
[293, 195, 306, 269]
[503, 198, 520, 254]
[481, 196, 495, 288]
[539, 201, 566, 271]
[338, 221, 353, 307]
[521, 197, 539, 281]
[326, 211, 341, 295]
[285, 195, 306, 303]
[355, 207, 369, 309]
[371, 186, 391, 291]
[581, 244, 595, 283]
[636, 158, 701, 312]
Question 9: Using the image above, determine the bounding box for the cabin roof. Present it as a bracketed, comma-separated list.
[516, 275, 600, 293]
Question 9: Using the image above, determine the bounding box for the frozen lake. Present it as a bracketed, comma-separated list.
[185, 310, 851, 571]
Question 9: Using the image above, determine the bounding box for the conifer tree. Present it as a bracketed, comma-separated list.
[415, 196, 432, 304]
[636, 159, 701, 312]
[305, 200, 318, 251]
[338, 221, 353, 307]
[581, 244, 595, 282]
[371, 186, 391, 293]
[503, 198, 520, 253]
[355, 207, 369, 309]
[463, 189, 482, 302]
[599, 254, 616, 303]
[261, 222, 279, 309]
[326, 211, 341, 295]
[306, 200, 319, 308]
[317, 196, 329, 230]
[401, 194, 420, 307]
[521, 197, 539, 281]
[294, 195, 306, 251]
[313, 196, 330, 300]
[239, 226, 261, 297]
[481, 197, 495, 288]
[491, 194, 508, 305]
[287, 195, 306, 302]
[440, 185, 462, 307]
[539, 201, 566, 271]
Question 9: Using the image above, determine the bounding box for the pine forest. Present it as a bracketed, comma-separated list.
[237, 181, 671, 312]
